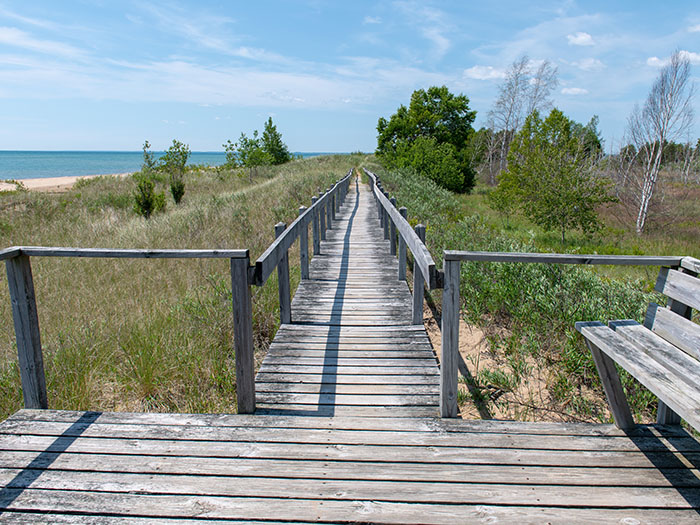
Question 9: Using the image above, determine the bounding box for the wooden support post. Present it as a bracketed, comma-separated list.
[275, 223, 292, 325]
[398, 207, 407, 280]
[326, 188, 333, 229]
[389, 197, 397, 256]
[331, 193, 336, 220]
[584, 338, 635, 430]
[299, 206, 309, 280]
[319, 192, 326, 241]
[440, 258, 460, 418]
[412, 225, 426, 325]
[230, 255, 255, 414]
[311, 196, 320, 255]
[6, 255, 47, 409]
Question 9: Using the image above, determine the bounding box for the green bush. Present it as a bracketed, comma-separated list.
[133, 175, 166, 219]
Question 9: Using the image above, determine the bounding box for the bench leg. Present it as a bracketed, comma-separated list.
[584, 339, 636, 431]
[657, 401, 682, 426]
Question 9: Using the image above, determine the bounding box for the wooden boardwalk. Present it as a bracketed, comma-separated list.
[256, 180, 440, 417]
[1, 177, 700, 522]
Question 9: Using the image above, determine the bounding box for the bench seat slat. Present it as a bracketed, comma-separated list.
[575, 322, 700, 430]
[609, 320, 700, 400]
[645, 303, 700, 361]
[655, 268, 700, 312]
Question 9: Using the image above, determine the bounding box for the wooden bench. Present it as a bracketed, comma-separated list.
[576, 256, 700, 430]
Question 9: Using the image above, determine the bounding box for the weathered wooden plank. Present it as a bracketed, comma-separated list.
[2, 450, 698, 488]
[257, 364, 439, 375]
[440, 258, 460, 418]
[445, 250, 683, 266]
[274, 222, 292, 324]
[255, 383, 439, 394]
[299, 206, 309, 279]
[255, 373, 440, 385]
[681, 256, 700, 274]
[5, 255, 47, 409]
[255, 393, 439, 405]
[17, 247, 249, 259]
[0, 246, 20, 260]
[645, 303, 700, 360]
[656, 267, 700, 311]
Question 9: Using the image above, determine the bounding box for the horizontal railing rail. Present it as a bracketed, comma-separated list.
[2, 247, 250, 260]
[439, 251, 689, 418]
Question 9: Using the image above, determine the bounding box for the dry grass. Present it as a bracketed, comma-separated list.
[0, 155, 363, 419]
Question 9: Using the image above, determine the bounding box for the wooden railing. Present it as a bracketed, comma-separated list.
[439, 251, 686, 418]
[363, 169, 443, 327]
[1, 170, 352, 416]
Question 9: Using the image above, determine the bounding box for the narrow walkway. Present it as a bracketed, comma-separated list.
[255, 179, 440, 417]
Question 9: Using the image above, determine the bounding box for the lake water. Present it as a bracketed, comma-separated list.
[0, 151, 335, 180]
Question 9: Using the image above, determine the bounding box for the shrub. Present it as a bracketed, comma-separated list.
[133, 175, 166, 219]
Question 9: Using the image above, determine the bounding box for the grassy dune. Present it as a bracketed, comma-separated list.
[0, 154, 364, 419]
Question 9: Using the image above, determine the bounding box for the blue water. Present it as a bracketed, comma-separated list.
[0, 151, 335, 180]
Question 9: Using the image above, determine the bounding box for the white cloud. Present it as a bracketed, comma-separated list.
[561, 87, 588, 95]
[363, 16, 382, 25]
[0, 26, 85, 58]
[689, 24, 700, 33]
[573, 57, 605, 71]
[395, 2, 452, 59]
[647, 50, 700, 67]
[464, 65, 505, 80]
[567, 31, 594, 46]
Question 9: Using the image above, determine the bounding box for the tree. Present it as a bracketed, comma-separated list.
[624, 50, 695, 234]
[486, 56, 558, 184]
[376, 85, 478, 192]
[499, 109, 615, 243]
[236, 131, 272, 182]
[133, 175, 166, 219]
[141, 140, 157, 173]
[261, 117, 291, 165]
[160, 139, 190, 204]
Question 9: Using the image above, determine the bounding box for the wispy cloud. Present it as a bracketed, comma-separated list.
[567, 31, 594, 46]
[561, 87, 588, 95]
[572, 57, 605, 71]
[394, 1, 452, 59]
[464, 65, 505, 80]
[647, 50, 700, 67]
[363, 16, 382, 25]
[0, 26, 85, 58]
[688, 24, 700, 33]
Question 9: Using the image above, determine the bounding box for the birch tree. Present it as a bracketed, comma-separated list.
[624, 51, 695, 234]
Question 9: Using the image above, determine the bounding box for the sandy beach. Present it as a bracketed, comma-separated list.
[0, 172, 133, 193]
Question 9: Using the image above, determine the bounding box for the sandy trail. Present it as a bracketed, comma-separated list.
[0, 172, 133, 192]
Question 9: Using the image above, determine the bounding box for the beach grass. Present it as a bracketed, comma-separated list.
[0, 154, 364, 419]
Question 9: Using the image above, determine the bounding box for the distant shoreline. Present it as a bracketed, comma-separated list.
[0, 172, 133, 193]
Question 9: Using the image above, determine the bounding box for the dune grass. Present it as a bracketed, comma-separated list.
[0, 154, 362, 419]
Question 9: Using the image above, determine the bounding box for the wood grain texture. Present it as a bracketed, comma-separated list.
[445, 250, 683, 266]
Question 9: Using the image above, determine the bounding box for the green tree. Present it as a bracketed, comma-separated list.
[141, 140, 157, 173]
[222, 140, 239, 170]
[499, 109, 615, 243]
[376, 85, 478, 192]
[160, 139, 190, 204]
[236, 131, 272, 182]
[133, 175, 166, 219]
[261, 117, 291, 165]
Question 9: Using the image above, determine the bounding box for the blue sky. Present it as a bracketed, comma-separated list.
[0, 1, 698, 152]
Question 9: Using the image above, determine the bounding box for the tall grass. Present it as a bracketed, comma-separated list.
[368, 160, 665, 422]
[0, 154, 362, 419]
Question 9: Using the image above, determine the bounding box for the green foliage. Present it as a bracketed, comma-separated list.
[160, 140, 190, 204]
[262, 117, 292, 165]
[222, 139, 239, 169]
[500, 109, 616, 243]
[142, 140, 157, 173]
[133, 174, 166, 219]
[376, 85, 477, 193]
[236, 131, 273, 181]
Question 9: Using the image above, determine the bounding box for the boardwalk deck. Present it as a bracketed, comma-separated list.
[1, 176, 699, 522]
[255, 180, 440, 417]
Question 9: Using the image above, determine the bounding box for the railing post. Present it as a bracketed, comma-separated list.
[319, 191, 326, 241]
[441, 257, 460, 418]
[275, 223, 292, 324]
[311, 196, 320, 255]
[326, 188, 333, 229]
[230, 254, 255, 414]
[331, 193, 337, 221]
[382, 192, 390, 240]
[6, 254, 47, 409]
[390, 197, 397, 256]
[412, 225, 426, 325]
[299, 206, 309, 280]
[398, 207, 407, 280]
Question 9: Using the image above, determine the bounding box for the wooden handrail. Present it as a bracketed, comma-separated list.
[253, 169, 352, 286]
[444, 251, 684, 266]
[4, 247, 249, 260]
[363, 169, 441, 290]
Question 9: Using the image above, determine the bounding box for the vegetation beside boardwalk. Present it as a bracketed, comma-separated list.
[0, 154, 362, 419]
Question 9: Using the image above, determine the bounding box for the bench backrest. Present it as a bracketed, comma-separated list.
[645, 257, 700, 361]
